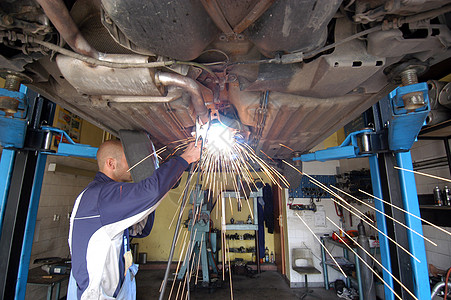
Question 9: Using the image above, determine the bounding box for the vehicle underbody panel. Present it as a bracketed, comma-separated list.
[1, 0, 451, 160]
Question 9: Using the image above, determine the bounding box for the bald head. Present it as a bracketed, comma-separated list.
[97, 140, 123, 171]
[97, 140, 132, 182]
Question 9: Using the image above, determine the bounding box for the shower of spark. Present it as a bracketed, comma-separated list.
[198, 123, 289, 193]
[279, 143, 294, 151]
[260, 150, 276, 163]
[158, 123, 290, 300]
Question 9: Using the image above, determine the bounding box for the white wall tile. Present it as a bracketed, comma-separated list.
[303, 160, 339, 176]
[287, 195, 344, 286]
[422, 225, 451, 269]
[426, 252, 451, 269]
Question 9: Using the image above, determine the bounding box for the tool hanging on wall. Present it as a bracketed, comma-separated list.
[335, 169, 372, 200]
[287, 199, 317, 212]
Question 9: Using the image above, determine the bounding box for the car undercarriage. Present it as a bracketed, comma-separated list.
[1, 0, 451, 159]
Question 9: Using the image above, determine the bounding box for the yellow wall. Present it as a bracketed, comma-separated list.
[136, 172, 276, 263]
[79, 117, 105, 147]
[322, 127, 346, 149]
[53, 105, 105, 148]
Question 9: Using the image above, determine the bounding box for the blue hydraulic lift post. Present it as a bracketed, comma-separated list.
[0, 82, 60, 299]
[293, 82, 431, 300]
[15, 152, 48, 300]
[395, 151, 430, 300]
[0, 149, 15, 238]
[368, 155, 394, 300]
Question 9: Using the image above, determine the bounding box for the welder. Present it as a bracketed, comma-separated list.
[67, 139, 201, 299]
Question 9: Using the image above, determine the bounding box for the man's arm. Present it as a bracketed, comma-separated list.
[98, 143, 200, 238]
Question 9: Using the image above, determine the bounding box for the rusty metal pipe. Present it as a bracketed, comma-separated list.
[155, 72, 210, 124]
[35, 0, 99, 58]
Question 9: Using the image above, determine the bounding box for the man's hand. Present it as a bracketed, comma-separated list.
[180, 142, 201, 164]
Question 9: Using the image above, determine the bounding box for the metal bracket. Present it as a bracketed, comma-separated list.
[295, 129, 373, 162]
[0, 87, 28, 149]
[379, 82, 430, 151]
[40, 126, 98, 159]
[295, 83, 429, 164]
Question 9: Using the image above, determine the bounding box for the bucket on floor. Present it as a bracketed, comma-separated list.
[139, 252, 147, 264]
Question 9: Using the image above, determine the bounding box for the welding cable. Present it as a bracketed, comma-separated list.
[175, 61, 219, 83]
[3, 32, 222, 74]
[208, 220, 220, 272]
[334, 200, 343, 217]
[20, 35, 176, 68]
[444, 267, 451, 299]
[199, 49, 230, 66]
[159, 163, 196, 300]
[224, 25, 382, 68]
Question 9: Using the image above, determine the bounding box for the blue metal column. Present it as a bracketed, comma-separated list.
[0, 149, 15, 236]
[369, 155, 394, 300]
[395, 151, 430, 300]
[15, 152, 48, 299]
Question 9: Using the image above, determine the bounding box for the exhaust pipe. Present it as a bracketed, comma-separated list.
[155, 72, 210, 124]
[36, 0, 99, 58]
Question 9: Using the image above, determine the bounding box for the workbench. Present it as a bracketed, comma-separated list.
[320, 236, 364, 300]
[26, 267, 69, 300]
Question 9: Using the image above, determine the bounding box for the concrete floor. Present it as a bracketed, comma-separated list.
[136, 269, 342, 299]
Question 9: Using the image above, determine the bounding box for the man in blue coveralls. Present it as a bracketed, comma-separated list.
[67, 139, 201, 299]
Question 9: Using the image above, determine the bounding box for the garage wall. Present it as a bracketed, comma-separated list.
[411, 139, 448, 195]
[286, 160, 346, 288]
